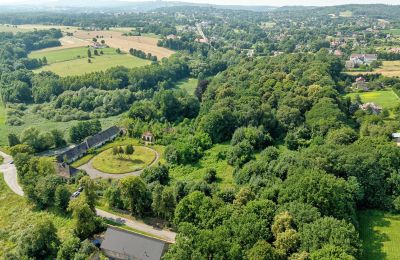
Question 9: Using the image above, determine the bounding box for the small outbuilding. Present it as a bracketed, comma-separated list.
[142, 131, 155, 143]
[100, 227, 169, 260]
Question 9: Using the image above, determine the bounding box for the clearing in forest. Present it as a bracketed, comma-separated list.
[359, 210, 400, 260]
[175, 78, 198, 95]
[346, 90, 400, 109]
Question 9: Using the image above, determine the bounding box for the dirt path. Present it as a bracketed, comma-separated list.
[78, 146, 160, 179]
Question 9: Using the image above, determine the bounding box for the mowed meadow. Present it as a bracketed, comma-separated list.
[345, 90, 400, 109]
[359, 210, 400, 260]
[29, 46, 150, 76]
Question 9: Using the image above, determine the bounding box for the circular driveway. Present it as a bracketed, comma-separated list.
[78, 146, 160, 179]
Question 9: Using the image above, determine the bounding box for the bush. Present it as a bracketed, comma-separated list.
[203, 168, 217, 184]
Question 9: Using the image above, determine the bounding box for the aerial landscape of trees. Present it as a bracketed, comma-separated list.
[1, 2, 400, 259]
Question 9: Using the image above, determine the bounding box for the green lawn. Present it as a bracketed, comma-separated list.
[359, 210, 400, 260]
[345, 90, 400, 110]
[0, 175, 74, 257]
[175, 78, 197, 95]
[0, 105, 121, 146]
[29, 46, 118, 64]
[169, 144, 234, 189]
[92, 146, 156, 174]
[382, 29, 400, 36]
[33, 52, 150, 76]
[71, 137, 165, 168]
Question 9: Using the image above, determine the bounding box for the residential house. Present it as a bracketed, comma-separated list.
[56, 162, 78, 179]
[85, 126, 121, 149]
[100, 227, 169, 260]
[56, 126, 121, 163]
[346, 54, 378, 69]
[359, 102, 382, 115]
[353, 76, 368, 91]
[334, 50, 343, 57]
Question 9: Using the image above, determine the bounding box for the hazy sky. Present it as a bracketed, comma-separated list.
[0, 0, 399, 6]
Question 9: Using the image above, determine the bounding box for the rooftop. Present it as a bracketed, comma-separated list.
[101, 227, 169, 260]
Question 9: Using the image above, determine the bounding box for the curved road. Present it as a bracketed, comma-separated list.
[0, 151, 24, 196]
[78, 146, 160, 179]
[0, 151, 175, 243]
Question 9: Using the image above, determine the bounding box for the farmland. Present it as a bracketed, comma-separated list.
[31, 47, 150, 76]
[29, 46, 117, 64]
[359, 210, 400, 260]
[72, 30, 174, 58]
[345, 90, 400, 109]
[347, 61, 400, 77]
[1, 23, 173, 58]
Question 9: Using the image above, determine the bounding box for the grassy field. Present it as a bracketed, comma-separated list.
[0, 24, 30, 33]
[175, 78, 197, 95]
[29, 46, 118, 64]
[32, 50, 150, 76]
[346, 61, 400, 77]
[345, 90, 400, 109]
[339, 10, 353, 17]
[0, 175, 74, 257]
[71, 137, 165, 168]
[382, 29, 400, 36]
[169, 144, 234, 189]
[359, 210, 400, 260]
[92, 146, 156, 174]
[0, 105, 121, 146]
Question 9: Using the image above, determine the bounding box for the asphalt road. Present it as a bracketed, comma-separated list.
[96, 208, 176, 243]
[0, 151, 176, 242]
[0, 151, 24, 196]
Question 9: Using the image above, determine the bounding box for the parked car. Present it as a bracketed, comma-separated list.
[71, 191, 80, 198]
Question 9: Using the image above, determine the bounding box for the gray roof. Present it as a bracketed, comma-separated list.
[86, 126, 120, 148]
[56, 142, 88, 162]
[101, 227, 169, 260]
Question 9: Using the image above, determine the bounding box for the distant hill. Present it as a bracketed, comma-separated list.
[0, 0, 277, 13]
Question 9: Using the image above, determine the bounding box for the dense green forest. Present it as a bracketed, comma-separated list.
[1, 3, 400, 259]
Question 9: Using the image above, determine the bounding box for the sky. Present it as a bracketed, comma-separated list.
[0, 0, 399, 6]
